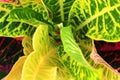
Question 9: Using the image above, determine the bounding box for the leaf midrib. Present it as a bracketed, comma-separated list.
[59, 0, 64, 21]
[76, 3, 120, 31]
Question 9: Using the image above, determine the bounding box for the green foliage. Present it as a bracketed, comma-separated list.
[69, 0, 120, 42]
[7, 2, 51, 27]
[0, 3, 36, 37]
[60, 26, 92, 68]
[1, 0, 120, 80]
[60, 26, 102, 80]
[42, 0, 75, 25]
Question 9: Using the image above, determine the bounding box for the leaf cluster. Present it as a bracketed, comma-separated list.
[1, 0, 120, 80]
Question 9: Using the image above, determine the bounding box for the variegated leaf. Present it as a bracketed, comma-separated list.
[7, 2, 52, 27]
[69, 0, 120, 42]
[0, 2, 36, 37]
[42, 0, 75, 25]
[60, 26, 102, 80]
[60, 26, 92, 68]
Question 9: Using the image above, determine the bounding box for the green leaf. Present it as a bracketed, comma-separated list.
[21, 25, 60, 80]
[58, 46, 102, 80]
[0, 2, 36, 37]
[7, 2, 51, 27]
[60, 26, 92, 68]
[61, 26, 106, 80]
[60, 26, 103, 79]
[8, 8, 44, 27]
[42, 0, 75, 24]
[69, 0, 120, 42]
[5, 56, 27, 80]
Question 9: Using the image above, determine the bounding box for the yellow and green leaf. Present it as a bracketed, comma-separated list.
[42, 0, 75, 24]
[0, 2, 36, 37]
[7, 2, 51, 27]
[21, 25, 60, 80]
[69, 0, 120, 42]
[60, 26, 102, 80]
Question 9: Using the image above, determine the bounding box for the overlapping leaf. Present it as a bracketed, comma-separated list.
[60, 26, 92, 68]
[22, 36, 33, 55]
[69, 0, 120, 42]
[7, 2, 52, 27]
[0, 2, 36, 37]
[21, 25, 61, 80]
[60, 26, 102, 80]
[42, 0, 75, 25]
[5, 56, 27, 80]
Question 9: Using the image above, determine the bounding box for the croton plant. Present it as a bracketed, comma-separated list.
[0, 0, 120, 80]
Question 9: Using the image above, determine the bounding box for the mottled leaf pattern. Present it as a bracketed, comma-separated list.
[1, 0, 120, 80]
[42, 0, 75, 24]
[60, 26, 92, 68]
[69, 0, 120, 42]
[7, 2, 52, 27]
[60, 26, 102, 80]
[0, 2, 36, 37]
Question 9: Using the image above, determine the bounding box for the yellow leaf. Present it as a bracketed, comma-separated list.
[5, 56, 27, 80]
[21, 25, 59, 80]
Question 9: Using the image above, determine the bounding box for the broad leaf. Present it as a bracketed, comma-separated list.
[42, 0, 75, 25]
[5, 56, 26, 80]
[58, 46, 102, 80]
[21, 25, 60, 80]
[60, 26, 103, 79]
[60, 26, 92, 68]
[0, 2, 36, 37]
[69, 0, 120, 42]
[7, 2, 52, 27]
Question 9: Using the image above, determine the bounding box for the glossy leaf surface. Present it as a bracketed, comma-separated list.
[42, 0, 75, 24]
[69, 0, 120, 42]
[7, 2, 51, 27]
[0, 2, 36, 37]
